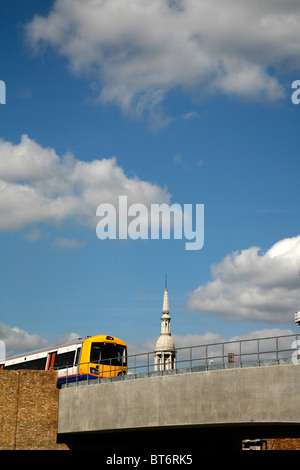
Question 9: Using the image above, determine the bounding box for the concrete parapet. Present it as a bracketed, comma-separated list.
[58, 363, 300, 435]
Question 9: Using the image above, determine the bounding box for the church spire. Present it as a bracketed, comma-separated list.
[162, 274, 169, 315]
[154, 276, 176, 371]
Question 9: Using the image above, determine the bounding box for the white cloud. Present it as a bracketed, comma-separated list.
[1, 319, 220, 362]
[0, 134, 170, 231]
[187, 236, 300, 323]
[0, 321, 81, 358]
[0, 323, 48, 358]
[52, 236, 85, 249]
[182, 111, 199, 121]
[1, 320, 295, 363]
[24, 227, 48, 242]
[127, 328, 295, 366]
[173, 153, 192, 171]
[0, 323, 47, 357]
[128, 332, 225, 357]
[25, 0, 300, 126]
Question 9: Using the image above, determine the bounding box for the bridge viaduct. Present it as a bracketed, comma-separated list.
[57, 363, 300, 451]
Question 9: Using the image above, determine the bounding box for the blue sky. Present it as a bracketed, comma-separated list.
[1, 0, 300, 357]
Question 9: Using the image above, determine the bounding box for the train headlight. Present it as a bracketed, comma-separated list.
[90, 367, 99, 375]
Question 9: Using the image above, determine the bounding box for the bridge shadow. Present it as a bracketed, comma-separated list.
[58, 423, 300, 453]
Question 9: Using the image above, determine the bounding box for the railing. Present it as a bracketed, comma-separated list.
[59, 333, 300, 388]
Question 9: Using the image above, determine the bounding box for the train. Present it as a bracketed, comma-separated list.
[0, 335, 127, 386]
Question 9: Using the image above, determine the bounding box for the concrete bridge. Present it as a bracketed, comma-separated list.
[57, 363, 300, 451]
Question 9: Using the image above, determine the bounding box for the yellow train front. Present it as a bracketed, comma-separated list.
[1, 334, 127, 386]
[77, 335, 127, 382]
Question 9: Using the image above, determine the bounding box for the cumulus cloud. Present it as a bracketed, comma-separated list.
[52, 236, 85, 249]
[187, 236, 300, 323]
[25, 0, 300, 126]
[0, 321, 81, 358]
[24, 227, 49, 242]
[127, 328, 296, 368]
[0, 320, 293, 362]
[0, 134, 170, 231]
[128, 331, 224, 356]
[1, 320, 295, 360]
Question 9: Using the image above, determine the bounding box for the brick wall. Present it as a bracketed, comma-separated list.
[266, 438, 300, 450]
[0, 370, 66, 450]
[243, 437, 300, 450]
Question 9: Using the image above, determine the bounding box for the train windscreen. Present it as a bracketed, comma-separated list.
[90, 342, 127, 366]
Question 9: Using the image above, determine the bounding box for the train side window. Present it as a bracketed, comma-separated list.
[5, 357, 47, 370]
[54, 351, 76, 368]
[75, 347, 81, 366]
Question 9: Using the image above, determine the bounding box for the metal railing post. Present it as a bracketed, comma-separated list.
[222, 342, 224, 369]
[239, 340, 242, 368]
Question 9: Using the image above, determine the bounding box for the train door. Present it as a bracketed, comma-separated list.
[74, 346, 81, 368]
[55, 347, 80, 384]
[46, 351, 57, 371]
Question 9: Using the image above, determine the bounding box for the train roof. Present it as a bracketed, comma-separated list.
[3, 336, 85, 362]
